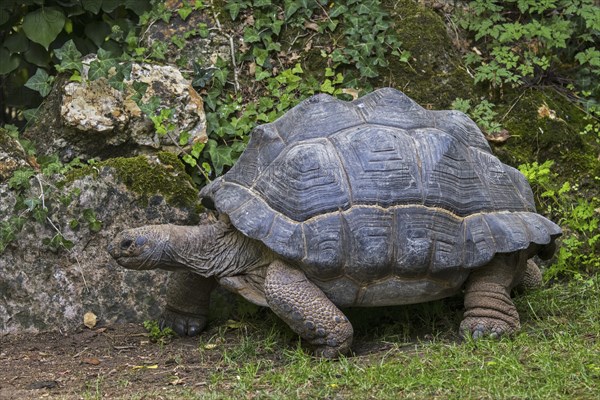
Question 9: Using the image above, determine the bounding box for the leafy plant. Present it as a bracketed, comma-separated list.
[189, 60, 347, 184]
[519, 160, 599, 279]
[0, 0, 151, 123]
[0, 126, 98, 254]
[143, 320, 176, 345]
[225, 0, 410, 81]
[83, 208, 103, 233]
[326, 1, 411, 79]
[451, 98, 503, 134]
[457, 0, 600, 98]
[0, 216, 26, 253]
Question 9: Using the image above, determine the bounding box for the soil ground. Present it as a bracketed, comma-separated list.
[0, 320, 393, 399]
[1, 323, 202, 399]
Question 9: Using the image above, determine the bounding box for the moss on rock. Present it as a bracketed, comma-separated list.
[68, 152, 199, 208]
[494, 88, 600, 195]
[383, 0, 476, 108]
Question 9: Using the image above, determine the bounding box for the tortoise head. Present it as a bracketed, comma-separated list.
[108, 225, 171, 270]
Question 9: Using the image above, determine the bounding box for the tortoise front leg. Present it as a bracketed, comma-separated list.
[160, 271, 216, 336]
[460, 252, 526, 339]
[264, 260, 353, 358]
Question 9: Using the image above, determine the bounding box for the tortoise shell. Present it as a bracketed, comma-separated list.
[200, 88, 561, 306]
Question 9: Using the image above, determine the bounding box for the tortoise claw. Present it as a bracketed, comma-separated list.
[159, 307, 207, 337]
[460, 319, 509, 340]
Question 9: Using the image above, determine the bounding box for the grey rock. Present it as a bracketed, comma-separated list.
[0, 156, 199, 334]
[0, 127, 30, 182]
[23, 60, 206, 162]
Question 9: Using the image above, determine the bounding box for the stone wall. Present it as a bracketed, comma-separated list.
[0, 63, 205, 334]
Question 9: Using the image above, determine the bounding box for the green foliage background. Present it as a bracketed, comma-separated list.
[0, 0, 150, 122]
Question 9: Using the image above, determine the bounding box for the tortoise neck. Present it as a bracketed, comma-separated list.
[163, 222, 271, 277]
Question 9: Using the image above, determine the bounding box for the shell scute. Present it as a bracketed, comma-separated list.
[253, 140, 351, 222]
[273, 94, 364, 143]
[330, 126, 422, 206]
[343, 207, 394, 282]
[433, 110, 492, 153]
[301, 213, 345, 280]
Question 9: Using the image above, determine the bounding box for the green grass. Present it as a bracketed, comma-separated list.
[88, 275, 600, 399]
[207, 277, 599, 399]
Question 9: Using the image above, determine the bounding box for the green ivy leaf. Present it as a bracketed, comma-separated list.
[89, 220, 102, 233]
[8, 169, 35, 191]
[22, 8, 66, 50]
[23, 108, 40, 123]
[83, 208, 97, 223]
[356, 3, 371, 15]
[358, 63, 377, 78]
[25, 68, 53, 97]
[206, 139, 234, 176]
[178, 6, 193, 20]
[225, 2, 244, 20]
[131, 81, 149, 101]
[125, 0, 152, 15]
[179, 131, 191, 145]
[192, 63, 215, 88]
[201, 162, 212, 176]
[197, 23, 209, 38]
[43, 234, 74, 252]
[244, 27, 261, 43]
[102, 0, 122, 13]
[182, 154, 197, 167]
[108, 73, 127, 91]
[320, 79, 335, 94]
[284, 1, 301, 20]
[24, 43, 51, 67]
[54, 40, 83, 73]
[84, 20, 111, 47]
[82, 0, 102, 14]
[88, 53, 118, 81]
[253, 47, 269, 66]
[191, 141, 205, 158]
[271, 20, 284, 36]
[4, 31, 29, 53]
[0, 48, 19, 74]
[32, 205, 48, 223]
[329, 5, 347, 18]
[138, 96, 160, 116]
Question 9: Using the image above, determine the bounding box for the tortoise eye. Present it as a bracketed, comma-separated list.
[120, 239, 133, 249]
[135, 236, 147, 246]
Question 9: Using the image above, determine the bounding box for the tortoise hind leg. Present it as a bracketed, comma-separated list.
[264, 260, 353, 358]
[513, 259, 542, 293]
[160, 271, 216, 336]
[460, 252, 526, 339]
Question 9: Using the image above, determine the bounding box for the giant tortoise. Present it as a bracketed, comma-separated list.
[108, 88, 561, 357]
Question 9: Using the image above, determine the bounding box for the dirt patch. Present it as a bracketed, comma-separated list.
[0, 319, 397, 399]
[0, 323, 220, 399]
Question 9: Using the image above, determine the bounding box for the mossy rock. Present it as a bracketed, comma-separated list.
[383, 0, 476, 108]
[67, 152, 199, 209]
[494, 88, 600, 196]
